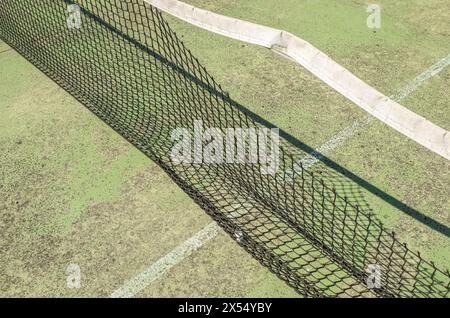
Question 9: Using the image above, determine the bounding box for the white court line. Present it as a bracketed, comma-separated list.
[110, 222, 219, 298]
[291, 53, 450, 172]
[395, 54, 450, 102]
[149, 0, 450, 159]
[110, 53, 450, 298]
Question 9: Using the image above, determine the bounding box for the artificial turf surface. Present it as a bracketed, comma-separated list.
[0, 0, 449, 296]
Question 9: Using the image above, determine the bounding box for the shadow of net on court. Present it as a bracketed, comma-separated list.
[1, 0, 448, 297]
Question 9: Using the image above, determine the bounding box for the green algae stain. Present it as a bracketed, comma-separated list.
[37, 137, 151, 237]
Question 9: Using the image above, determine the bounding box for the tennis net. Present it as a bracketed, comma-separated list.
[1, 0, 448, 297]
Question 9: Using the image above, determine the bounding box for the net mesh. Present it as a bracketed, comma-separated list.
[1, 0, 448, 297]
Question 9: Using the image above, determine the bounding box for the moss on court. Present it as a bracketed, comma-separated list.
[1, 0, 449, 297]
[168, 0, 450, 269]
[0, 44, 295, 297]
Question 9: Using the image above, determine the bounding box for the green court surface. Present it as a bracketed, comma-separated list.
[0, 41, 297, 297]
[1, 0, 449, 297]
[168, 0, 450, 264]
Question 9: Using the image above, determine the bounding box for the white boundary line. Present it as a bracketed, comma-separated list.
[290, 53, 450, 174]
[110, 55, 450, 298]
[395, 54, 450, 102]
[110, 222, 219, 298]
[148, 0, 450, 160]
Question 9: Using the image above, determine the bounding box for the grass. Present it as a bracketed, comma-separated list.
[166, 0, 450, 268]
[0, 38, 299, 297]
[1, 0, 449, 296]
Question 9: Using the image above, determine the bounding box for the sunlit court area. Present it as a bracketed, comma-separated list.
[0, 0, 449, 300]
